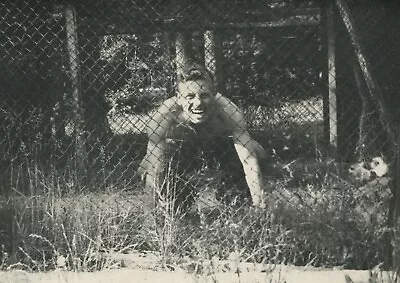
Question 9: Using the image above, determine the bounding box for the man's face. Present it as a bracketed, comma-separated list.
[177, 80, 215, 124]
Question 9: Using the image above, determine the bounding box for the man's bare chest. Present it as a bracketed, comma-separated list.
[166, 113, 233, 141]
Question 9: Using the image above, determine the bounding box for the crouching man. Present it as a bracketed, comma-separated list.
[138, 62, 267, 209]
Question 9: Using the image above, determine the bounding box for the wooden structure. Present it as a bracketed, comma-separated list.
[66, 0, 394, 173]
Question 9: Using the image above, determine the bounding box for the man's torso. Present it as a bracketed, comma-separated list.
[158, 94, 238, 142]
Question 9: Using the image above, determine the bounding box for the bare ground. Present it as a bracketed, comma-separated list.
[0, 266, 391, 283]
[0, 252, 395, 283]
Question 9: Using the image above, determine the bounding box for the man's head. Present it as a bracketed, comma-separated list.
[177, 63, 216, 124]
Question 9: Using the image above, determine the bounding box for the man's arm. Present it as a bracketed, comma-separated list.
[142, 139, 165, 191]
[233, 129, 265, 208]
[217, 95, 266, 207]
[138, 98, 175, 201]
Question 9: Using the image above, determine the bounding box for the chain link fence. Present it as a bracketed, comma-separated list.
[0, 0, 400, 273]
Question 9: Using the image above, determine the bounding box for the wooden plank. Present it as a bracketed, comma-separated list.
[203, 30, 225, 93]
[175, 32, 192, 76]
[65, 4, 87, 175]
[215, 16, 320, 28]
[327, 1, 338, 155]
[163, 32, 175, 95]
[204, 30, 216, 74]
[353, 64, 367, 160]
[243, 7, 321, 17]
[97, 15, 321, 36]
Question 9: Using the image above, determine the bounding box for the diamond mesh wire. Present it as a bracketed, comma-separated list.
[0, 0, 399, 271]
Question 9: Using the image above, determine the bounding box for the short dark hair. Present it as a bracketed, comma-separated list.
[178, 62, 214, 83]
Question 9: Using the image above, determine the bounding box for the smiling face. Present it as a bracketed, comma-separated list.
[177, 79, 216, 124]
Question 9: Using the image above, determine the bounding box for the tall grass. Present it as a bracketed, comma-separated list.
[0, 157, 398, 275]
[0, 161, 153, 272]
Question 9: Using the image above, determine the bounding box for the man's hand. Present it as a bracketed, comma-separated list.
[233, 136, 265, 208]
[143, 140, 165, 189]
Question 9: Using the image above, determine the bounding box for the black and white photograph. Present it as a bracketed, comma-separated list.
[0, 0, 399, 282]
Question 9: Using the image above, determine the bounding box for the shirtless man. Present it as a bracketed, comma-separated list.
[138, 63, 266, 208]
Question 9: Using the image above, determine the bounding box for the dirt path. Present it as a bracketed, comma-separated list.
[0, 265, 393, 283]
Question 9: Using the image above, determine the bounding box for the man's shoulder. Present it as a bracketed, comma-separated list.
[150, 96, 181, 120]
[214, 93, 231, 107]
[214, 93, 246, 129]
[147, 96, 180, 139]
[156, 96, 180, 113]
